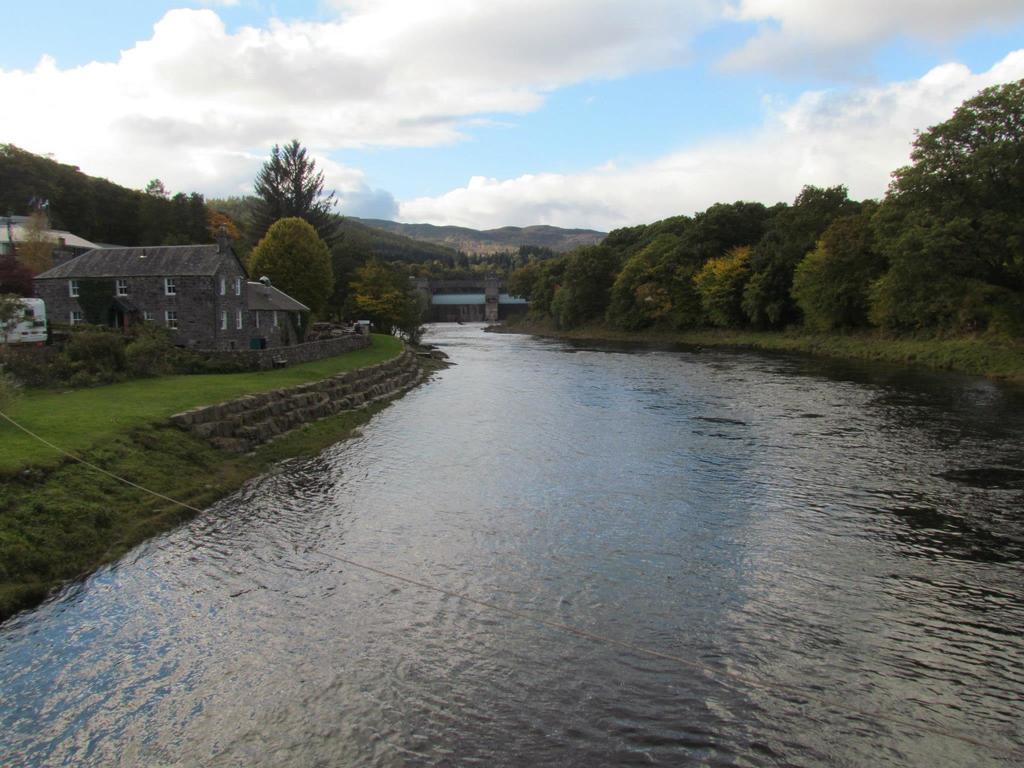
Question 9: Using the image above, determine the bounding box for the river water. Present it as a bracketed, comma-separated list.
[2, 325, 1023, 767]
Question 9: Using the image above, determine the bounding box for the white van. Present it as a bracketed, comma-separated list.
[1, 298, 47, 345]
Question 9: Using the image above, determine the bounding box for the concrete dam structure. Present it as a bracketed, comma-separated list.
[414, 276, 528, 322]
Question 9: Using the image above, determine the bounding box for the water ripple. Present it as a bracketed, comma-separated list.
[2, 324, 1023, 767]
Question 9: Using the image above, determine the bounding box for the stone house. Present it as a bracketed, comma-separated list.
[33, 237, 308, 350]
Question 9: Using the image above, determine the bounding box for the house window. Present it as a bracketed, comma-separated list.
[220, 277, 226, 296]
[255, 311, 260, 329]
[221, 310, 228, 330]
[143, 311, 154, 322]
[273, 311, 279, 327]
[116, 279, 128, 296]
[70, 310, 83, 325]
[165, 277, 177, 296]
[69, 279, 80, 297]
[234, 277, 241, 296]
[165, 310, 178, 329]
[236, 309, 243, 329]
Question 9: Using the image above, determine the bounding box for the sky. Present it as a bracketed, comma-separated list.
[1, 1, 1023, 231]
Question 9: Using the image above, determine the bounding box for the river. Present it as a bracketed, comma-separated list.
[2, 324, 1022, 766]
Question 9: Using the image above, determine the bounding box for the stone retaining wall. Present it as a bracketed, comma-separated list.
[170, 350, 421, 452]
[197, 333, 370, 371]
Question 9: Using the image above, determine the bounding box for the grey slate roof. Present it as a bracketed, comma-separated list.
[246, 282, 309, 313]
[35, 245, 232, 279]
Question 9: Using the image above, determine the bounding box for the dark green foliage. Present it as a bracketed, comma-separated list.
[65, 330, 126, 380]
[607, 235, 683, 330]
[871, 79, 1024, 333]
[249, 217, 334, 317]
[252, 140, 339, 245]
[0, 145, 209, 246]
[76, 278, 116, 325]
[509, 258, 565, 317]
[793, 209, 886, 331]
[679, 201, 770, 263]
[124, 326, 181, 378]
[743, 185, 860, 327]
[553, 245, 621, 328]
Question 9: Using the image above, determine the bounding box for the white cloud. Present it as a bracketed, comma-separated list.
[398, 51, 1024, 230]
[721, 0, 1024, 73]
[0, 2, 713, 196]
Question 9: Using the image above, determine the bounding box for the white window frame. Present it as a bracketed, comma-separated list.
[143, 311, 154, 322]
[273, 310, 279, 327]
[221, 310, 228, 330]
[165, 310, 178, 329]
[116, 278, 128, 296]
[220, 277, 226, 296]
[164, 277, 177, 296]
[70, 310, 83, 325]
[234, 277, 242, 296]
[236, 309, 243, 330]
[69, 279, 80, 297]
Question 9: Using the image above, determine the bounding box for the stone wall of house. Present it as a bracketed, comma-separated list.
[169, 350, 421, 452]
[34, 272, 252, 350]
[196, 333, 370, 370]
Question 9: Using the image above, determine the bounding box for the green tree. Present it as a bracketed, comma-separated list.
[694, 246, 752, 328]
[871, 79, 1024, 334]
[678, 201, 770, 264]
[249, 217, 334, 316]
[553, 245, 620, 328]
[144, 179, 168, 198]
[253, 140, 339, 245]
[793, 208, 885, 331]
[349, 260, 424, 340]
[743, 185, 859, 327]
[607, 235, 679, 330]
[606, 234, 703, 331]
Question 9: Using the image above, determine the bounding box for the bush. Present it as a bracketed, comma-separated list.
[65, 330, 126, 376]
[125, 327, 180, 378]
[0, 348, 61, 387]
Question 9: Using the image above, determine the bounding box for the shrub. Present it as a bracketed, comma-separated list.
[65, 331, 126, 376]
[125, 327, 179, 378]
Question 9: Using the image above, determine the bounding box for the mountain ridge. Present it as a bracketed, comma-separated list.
[355, 218, 606, 254]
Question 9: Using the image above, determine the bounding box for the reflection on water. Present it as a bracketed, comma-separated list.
[2, 325, 1023, 766]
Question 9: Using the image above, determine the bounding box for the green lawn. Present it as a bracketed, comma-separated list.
[0, 334, 403, 473]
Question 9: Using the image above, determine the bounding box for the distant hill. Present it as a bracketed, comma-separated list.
[355, 218, 606, 255]
[335, 217, 460, 263]
[207, 197, 463, 263]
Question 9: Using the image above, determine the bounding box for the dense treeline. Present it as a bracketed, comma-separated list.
[0, 145, 209, 247]
[509, 80, 1024, 338]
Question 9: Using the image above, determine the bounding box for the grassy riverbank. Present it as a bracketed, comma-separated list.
[0, 335, 414, 622]
[495, 318, 1024, 383]
[0, 334, 403, 473]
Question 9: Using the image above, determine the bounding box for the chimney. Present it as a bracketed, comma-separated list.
[216, 223, 231, 254]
